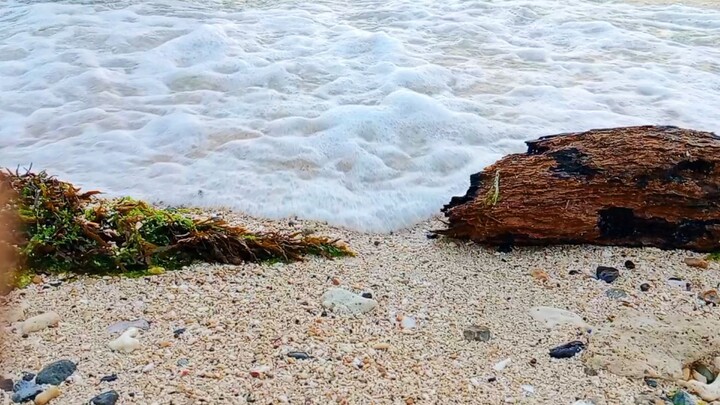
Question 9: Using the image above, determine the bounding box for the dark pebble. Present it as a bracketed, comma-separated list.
[0, 378, 12, 392]
[426, 233, 439, 240]
[36, 359, 77, 385]
[549, 341, 585, 359]
[624, 260, 635, 269]
[373, 241, 380, 246]
[287, 352, 312, 360]
[529, 358, 537, 366]
[568, 270, 580, 275]
[361, 292, 373, 299]
[173, 328, 186, 338]
[21, 373, 35, 382]
[89, 390, 120, 405]
[640, 283, 651, 292]
[596, 266, 620, 283]
[487, 377, 497, 383]
[644, 378, 658, 388]
[100, 374, 118, 383]
[49, 281, 63, 287]
[11, 379, 43, 403]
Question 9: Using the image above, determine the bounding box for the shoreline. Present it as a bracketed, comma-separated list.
[2, 213, 719, 404]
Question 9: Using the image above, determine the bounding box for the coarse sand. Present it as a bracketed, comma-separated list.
[2, 214, 719, 405]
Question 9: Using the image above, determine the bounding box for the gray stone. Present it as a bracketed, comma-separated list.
[89, 390, 119, 405]
[11, 379, 43, 403]
[463, 325, 491, 342]
[36, 359, 76, 385]
[606, 288, 628, 299]
[107, 319, 150, 334]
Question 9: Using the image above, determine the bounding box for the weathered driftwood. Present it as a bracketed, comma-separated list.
[440, 125, 720, 252]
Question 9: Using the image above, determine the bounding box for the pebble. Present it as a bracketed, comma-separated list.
[493, 358, 511, 371]
[640, 283, 651, 292]
[32, 275, 43, 285]
[108, 327, 141, 353]
[36, 360, 77, 385]
[401, 316, 417, 329]
[549, 341, 585, 359]
[177, 359, 189, 367]
[668, 278, 691, 291]
[361, 292, 373, 299]
[463, 325, 492, 342]
[528, 306, 588, 329]
[173, 328, 186, 338]
[372, 343, 390, 350]
[20, 311, 61, 334]
[700, 290, 720, 306]
[34, 386, 61, 405]
[142, 363, 155, 373]
[321, 288, 378, 315]
[0, 378, 12, 392]
[624, 260, 636, 269]
[644, 378, 658, 388]
[99, 374, 117, 383]
[684, 257, 709, 269]
[287, 352, 312, 360]
[249, 366, 271, 378]
[695, 364, 716, 384]
[107, 319, 150, 334]
[596, 266, 620, 283]
[521, 385, 535, 395]
[11, 379, 44, 403]
[89, 390, 119, 405]
[606, 288, 628, 299]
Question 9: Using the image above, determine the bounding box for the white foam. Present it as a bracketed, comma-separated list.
[1, 0, 719, 232]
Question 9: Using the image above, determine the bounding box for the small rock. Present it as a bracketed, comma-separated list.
[606, 288, 628, 300]
[34, 386, 60, 405]
[521, 385, 535, 395]
[668, 278, 691, 291]
[372, 343, 390, 350]
[694, 363, 716, 384]
[361, 292, 373, 299]
[173, 328, 186, 338]
[107, 319, 150, 334]
[644, 377, 658, 388]
[48, 281, 62, 288]
[596, 266, 620, 283]
[568, 270, 580, 275]
[684, 367, 693, 381]
[493, 358, 511, 371]
[401, 316, 416, 330]
[331, 278, 341, 286]
[530, 269, 549, 282]
[671, 389, 698, 405]
[640, 283, 651, 292]
[20, 311, 60, 334]
[99, 374, 117, 383]
[321, 288, 377, 315]
[89, 390, 119, 405]
[693, 370, 708, 384]
[684, 257, 709, 269]
[0, 378, 12, 393]
[36, 360, 77, 385]
[463, 325, 492, 342]
[32, 275, 43, 285]
[108, 327, 141, 353]
[177, 359, 189, 367]
[287, 352, 312, 360]
[22, 373, 35, 382]
[249, 366, 270, 378]
[141, 363, 154, 373]
[625, 260, 636, 269]
[11, 379, 43, 403]
[700, 290, 720, 306]
[528, 306, 589, 329]
[549, 341, 585, 359]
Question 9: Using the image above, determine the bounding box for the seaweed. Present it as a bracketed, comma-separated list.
[0, 168, 353, 289]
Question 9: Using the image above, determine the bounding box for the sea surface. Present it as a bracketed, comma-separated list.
[1, 0, 719, 231]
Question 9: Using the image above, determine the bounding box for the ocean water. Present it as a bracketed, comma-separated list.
[1, 0, 719, 231]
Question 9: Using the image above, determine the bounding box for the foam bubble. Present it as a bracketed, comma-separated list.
[1, 0, 719, 232]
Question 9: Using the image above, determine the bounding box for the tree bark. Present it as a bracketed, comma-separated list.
[440, 125, 720, 252]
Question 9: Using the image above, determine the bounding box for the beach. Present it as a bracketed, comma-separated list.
[2, 213, 719, 404]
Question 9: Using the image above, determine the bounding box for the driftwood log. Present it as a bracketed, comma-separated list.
[440, 125, 720, 252]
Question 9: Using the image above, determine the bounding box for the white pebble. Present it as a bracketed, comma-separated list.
[494, 358, 511, 371]
[108, 327, 141, 353]
[321, 288, 378, 315]
[401, 316, 417, 329]
[521, 385, 535, 395]
[20, 311, 60, 334]
[142, 363, 155, 373]
[528, 307, 588, 329]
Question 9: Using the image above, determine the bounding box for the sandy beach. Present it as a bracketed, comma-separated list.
[2, 213, 719, 404]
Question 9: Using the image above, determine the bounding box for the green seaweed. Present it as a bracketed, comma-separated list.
[0, 169, 354, 288]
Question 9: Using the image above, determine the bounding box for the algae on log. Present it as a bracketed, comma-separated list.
[440, 125, 720, 252]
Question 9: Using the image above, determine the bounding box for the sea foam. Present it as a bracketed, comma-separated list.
[1, 0, 719, 231]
